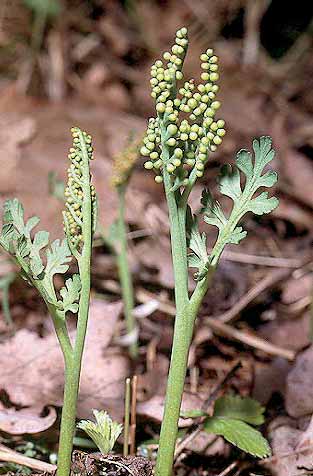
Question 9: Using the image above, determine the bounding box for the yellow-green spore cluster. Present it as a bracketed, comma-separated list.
[63, 127, 96, 248]
[111, 138, 140, 188]
[141, 27, 226, 184]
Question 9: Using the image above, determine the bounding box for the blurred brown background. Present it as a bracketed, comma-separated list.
[1, 0, 313, 252]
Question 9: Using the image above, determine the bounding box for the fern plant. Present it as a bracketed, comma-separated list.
[0, 127, 97, 476]
[141, 27, 278, 476]
[108, 137, 140, 358]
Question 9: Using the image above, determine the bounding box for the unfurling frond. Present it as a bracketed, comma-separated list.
[77, 410, 123, 455]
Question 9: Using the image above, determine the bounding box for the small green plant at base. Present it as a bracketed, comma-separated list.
[181, 395, 270, 458]
[0, 127, 97, 476]
[77, 410, 123, 455]
[141, 27, 278, 476]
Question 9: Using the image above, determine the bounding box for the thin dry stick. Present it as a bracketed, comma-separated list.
[130, 375, 138, 455]
[206, 317, 295, 361]
[99, 281, 294, 360]
[0, 445, 56, 473]
[123, 377, 131, 457]
[242, 0, 270, 65]
[220, 249, 308, 268]
[190, 366, 199, 394]
[136, 287, 295, 360]
[218, 268, 292, 324]
[217, 461, 238, 476]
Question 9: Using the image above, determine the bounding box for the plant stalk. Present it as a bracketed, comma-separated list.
[155, 155, 212, 476]
[116, 186, 138, 358]
[56, 129, 93, 476]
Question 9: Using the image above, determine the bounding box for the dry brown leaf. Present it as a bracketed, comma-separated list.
[186, 431, 226, 456]
[281, 150, 313, 208]
[253, 358, 291, 405]
[0, 114, 36, 192]
[0, 300, 129, 421]
[259, 314, 310, 353]
[267, 416, 313, 476]
[0, 405, 56, 435]
[281, 274, 313, 305]
[286, 345, 313, 418]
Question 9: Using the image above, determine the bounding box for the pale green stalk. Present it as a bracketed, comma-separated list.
[155, 132, 213, 476]
[116, 185, 138, 358]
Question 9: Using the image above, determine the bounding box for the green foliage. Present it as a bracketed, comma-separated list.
[181, 395, 270, 458]
[29, 230, 50, 277]
[204, 417, 270, 458]
[0, 200, 73, 307]
[0, 271, 16, 326]
[23, 0, 61, 17]
[44, 239, 72, 279]
[201, 136, 278, 266]
[57, 274, 81, 318]
[214, 395, 265, 425]
[141, 26, 278, 476]
[180, 409, 207, 419]
[77, 410, 123, 455]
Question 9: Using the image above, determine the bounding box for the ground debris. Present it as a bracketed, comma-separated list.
[71, 451, 153, 476]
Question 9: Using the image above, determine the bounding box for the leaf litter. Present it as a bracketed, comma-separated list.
[3, 2, 313, 474]
[0, 300, 129, 427]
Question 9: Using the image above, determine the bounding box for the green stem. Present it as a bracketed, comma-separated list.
[155, 122, 214, 475]
[116, 186, 138, 358]
[155, 160, 206, 476]
[56, 129, 93, 476]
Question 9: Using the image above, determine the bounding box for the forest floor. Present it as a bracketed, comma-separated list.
[2, 1, 313, 475]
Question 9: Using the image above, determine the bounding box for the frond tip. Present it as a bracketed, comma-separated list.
[77, 410, 123, 455]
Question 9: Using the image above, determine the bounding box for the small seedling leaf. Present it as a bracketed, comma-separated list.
[213, 395, 265, 425]
[77, 410, 123, 455]
[204, 417, 271, 458]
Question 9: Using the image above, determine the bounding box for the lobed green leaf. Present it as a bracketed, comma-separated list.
[45, 239, 72, 279]
[202, 136, 278, 265]
[58, 274, 81, 318]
